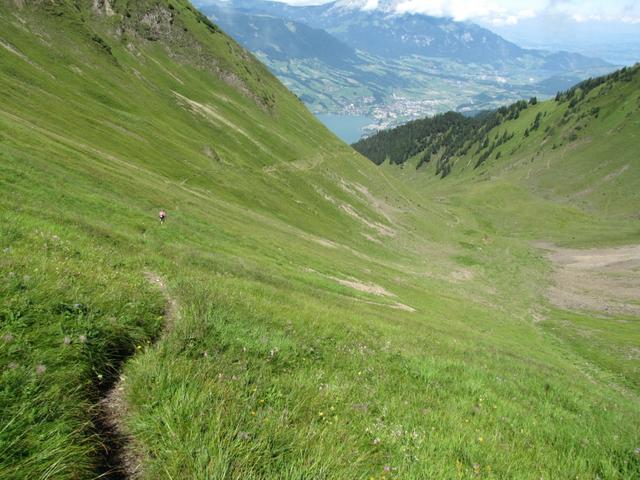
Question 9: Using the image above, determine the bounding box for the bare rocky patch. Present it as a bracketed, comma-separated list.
[361, 233, 382, 244]
[352, 297, 417, 312]
[538, 242, 640, 316]
[340, 204, 396, 237]
[312, 238, 338, 249]
[339, 179, 400, 223]
[328, 275, 394, 297]
[313, 185, 336, 204]
[451, 268, 474, 282]
[92, 0, 115, 16]
[303, 268, 416, 312]
[114, 4, 273, 111]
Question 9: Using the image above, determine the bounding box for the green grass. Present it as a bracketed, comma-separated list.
[0, 211, 164, 478]
[1, 2, 639, 479]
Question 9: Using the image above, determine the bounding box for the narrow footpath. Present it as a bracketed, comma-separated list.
[95, 272, 178, 479]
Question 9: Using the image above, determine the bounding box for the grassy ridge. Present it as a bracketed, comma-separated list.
[357, 65, 639, 184]
[1, 1, 639, 479]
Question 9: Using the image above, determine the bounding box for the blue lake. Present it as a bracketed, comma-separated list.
[314, 113, 374, 144]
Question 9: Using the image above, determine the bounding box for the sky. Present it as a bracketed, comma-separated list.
[268, 0, 640, 26]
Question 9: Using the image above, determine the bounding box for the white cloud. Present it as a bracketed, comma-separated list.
[362, 0, 380, 11]
[267, 0, 640, 24]
[393, 0, 537, 25]
[546, 0, 640, 23]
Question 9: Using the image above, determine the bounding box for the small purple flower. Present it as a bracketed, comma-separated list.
[35, 364, 46, 375]
[383, 465, 391, 473]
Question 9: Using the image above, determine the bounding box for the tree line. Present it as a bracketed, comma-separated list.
[352, 98, 533, 177]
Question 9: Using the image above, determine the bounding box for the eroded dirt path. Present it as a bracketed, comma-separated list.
[537, 242, 640, 316]
[96, 272, 178, 479]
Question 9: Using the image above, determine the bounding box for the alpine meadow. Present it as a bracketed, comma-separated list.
[0, 1, 639, 480]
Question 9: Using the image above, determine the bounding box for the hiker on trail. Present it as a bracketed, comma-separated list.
[159, 209, 167, 224]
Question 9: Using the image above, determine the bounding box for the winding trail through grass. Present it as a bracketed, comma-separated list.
[96, 272, 178, 479]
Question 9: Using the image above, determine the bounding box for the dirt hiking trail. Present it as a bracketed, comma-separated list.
[96, 272, 178, 479]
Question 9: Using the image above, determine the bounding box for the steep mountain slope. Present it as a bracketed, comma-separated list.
[355, 65, 640, 211]
[1, 2, 639, 480]
[204, 3, 360, 67]
[201, 2, 406, 119]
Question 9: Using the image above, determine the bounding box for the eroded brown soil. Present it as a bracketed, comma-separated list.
[537, 242, 640, 316]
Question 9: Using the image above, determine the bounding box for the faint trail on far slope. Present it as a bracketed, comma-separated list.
[143, 272, 179, 333]
[95, 272, 178, 479]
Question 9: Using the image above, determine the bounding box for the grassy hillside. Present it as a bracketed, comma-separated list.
[1, 2, 639, 479]
[353, 64, 640, 182]
[380, 65, 640, 217]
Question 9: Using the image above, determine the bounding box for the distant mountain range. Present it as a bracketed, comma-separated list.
[227, 0, 609, 69]
[197, 0, 615, 140]
[207, 4, 360, 67]
[486, 17, 640, 66]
